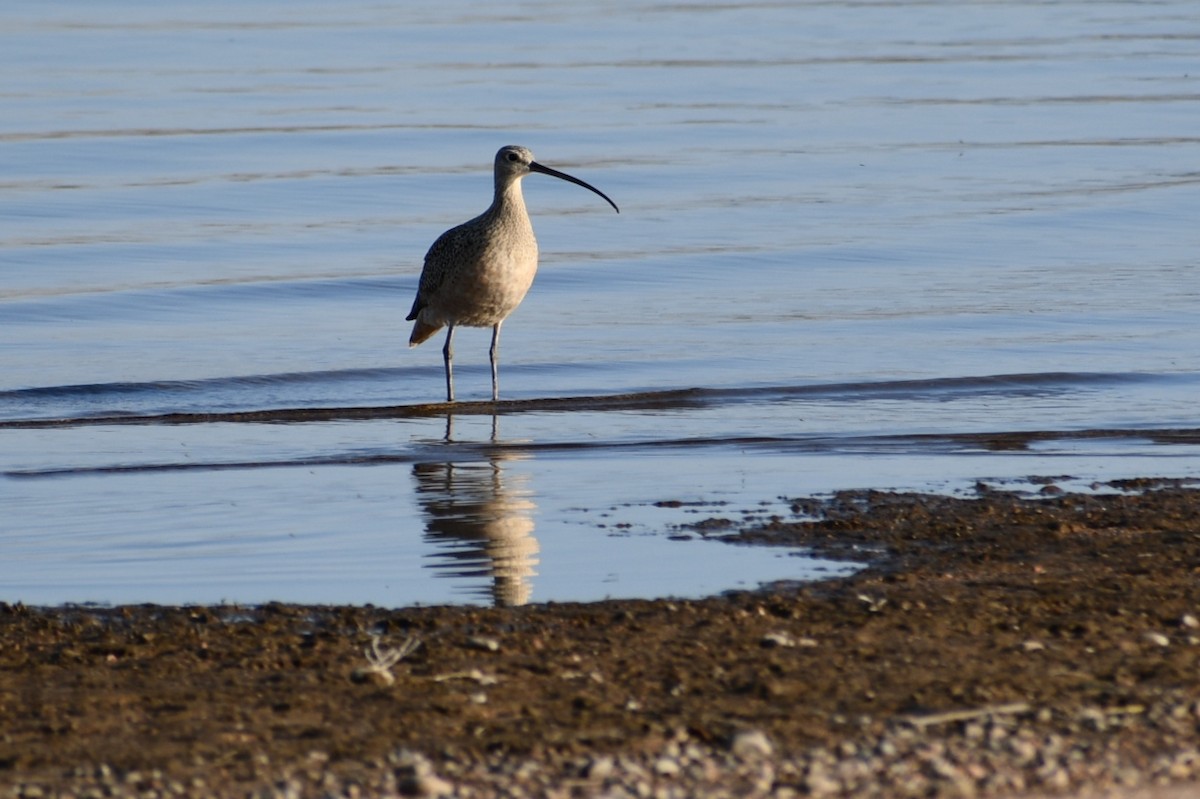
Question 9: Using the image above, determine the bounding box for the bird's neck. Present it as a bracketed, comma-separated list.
[488, 178, 528, 225]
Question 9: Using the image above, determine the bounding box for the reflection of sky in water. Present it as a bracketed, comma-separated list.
[2, 0, 1200, 605]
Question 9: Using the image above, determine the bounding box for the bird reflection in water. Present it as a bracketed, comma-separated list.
[412, 416, 539, 607]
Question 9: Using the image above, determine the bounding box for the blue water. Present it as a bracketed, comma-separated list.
[3, 0, 1200, 607]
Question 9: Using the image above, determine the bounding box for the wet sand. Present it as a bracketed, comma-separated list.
[4, 477, 1200, 797]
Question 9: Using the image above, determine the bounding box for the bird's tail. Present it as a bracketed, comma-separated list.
[408, 318, 443, 347]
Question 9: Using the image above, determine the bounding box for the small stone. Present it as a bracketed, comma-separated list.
[731, 729, 774, 759]
[805, 765, 841, 797]
[350, 666, 395, 686]
[393, 750, 453, 798]
[1168, 751, 1198, 780]
[412, 773, 453, 798]
[1144, 631, 1171, 647]
[1021, 640, 1046, 652]
[1181, 614, 1200, 629]
[1039, 766, 1071, 791]
[1008, 739, 1038, 765]
[1079, 707, 1107, 731]
[653, 757, 680, 777]
[585, 755, 614, 780]
[761, 632, 796, 648]
[466, 636, 500, 652]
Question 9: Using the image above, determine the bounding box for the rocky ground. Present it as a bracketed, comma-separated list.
[3, 478, 1200, 798]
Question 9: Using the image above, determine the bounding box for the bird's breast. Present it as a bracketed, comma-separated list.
[429, 222, 539, 328]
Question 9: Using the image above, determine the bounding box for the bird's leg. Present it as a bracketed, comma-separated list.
[489, 322, 502, 402]
[442, 325, 456, 403]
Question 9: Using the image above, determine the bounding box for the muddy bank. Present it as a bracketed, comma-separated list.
[3, 480, 1200, 797]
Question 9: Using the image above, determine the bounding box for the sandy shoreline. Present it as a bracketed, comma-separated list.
[4, 480, 1200, 797]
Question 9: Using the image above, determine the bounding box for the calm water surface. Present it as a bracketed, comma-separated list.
[3, 1, 1200, 606]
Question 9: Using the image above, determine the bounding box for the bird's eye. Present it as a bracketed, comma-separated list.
[506, 152, 519, 162]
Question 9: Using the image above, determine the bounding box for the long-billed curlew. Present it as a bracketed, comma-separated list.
[406, 145, 619, 403]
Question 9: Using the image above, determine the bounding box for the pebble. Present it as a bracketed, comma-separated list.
[585, 755, 615, 780]
[760, 631, 796, 648]
[465, 635, 500, 652]
[730, 729, 774, 759]
[391, 750, 453, 798]
[9, 696, 1200, 799]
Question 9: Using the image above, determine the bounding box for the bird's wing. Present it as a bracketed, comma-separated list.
[405, 226, 461, 321]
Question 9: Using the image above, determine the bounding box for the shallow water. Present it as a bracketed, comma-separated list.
[3, 1, 1199, 607]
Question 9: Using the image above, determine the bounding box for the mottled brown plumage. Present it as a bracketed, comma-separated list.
[406, 145, 618, 402]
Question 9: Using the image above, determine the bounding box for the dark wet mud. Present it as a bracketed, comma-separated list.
[7, 374, 1199, 435]
[4, 479, 1200, 797]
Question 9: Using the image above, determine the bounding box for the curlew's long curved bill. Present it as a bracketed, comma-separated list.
[529, 161, 620, 213]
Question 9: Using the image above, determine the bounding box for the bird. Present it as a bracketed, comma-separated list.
[406, 145, 619, 403]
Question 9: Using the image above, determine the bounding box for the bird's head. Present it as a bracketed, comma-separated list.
[493, 145, 619, 213]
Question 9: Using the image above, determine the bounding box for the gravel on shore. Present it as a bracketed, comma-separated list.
[4, 479, 1199, 798]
